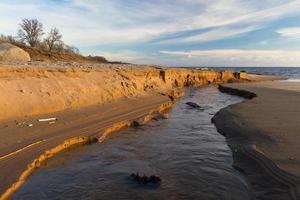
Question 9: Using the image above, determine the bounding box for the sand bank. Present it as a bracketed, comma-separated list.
[0, 63, 244, 121]
[0, 93, 172, 199]
[213, 81, 300, 200]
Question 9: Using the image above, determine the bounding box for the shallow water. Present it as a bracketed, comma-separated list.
[12, 86, 252, 200]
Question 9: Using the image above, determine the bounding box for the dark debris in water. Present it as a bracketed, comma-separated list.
[130, 173, 162, 186]
[186, 102, 204, 110]
[186, 102, 200, 108]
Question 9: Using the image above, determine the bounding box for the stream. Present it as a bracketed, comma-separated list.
[12, 86, 252, 200]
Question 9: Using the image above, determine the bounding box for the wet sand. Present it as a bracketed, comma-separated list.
[213, 81, 300, 199]
[0, 94, 171, 200]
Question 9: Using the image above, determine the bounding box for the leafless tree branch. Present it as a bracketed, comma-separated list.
[17, 18, 44, 47]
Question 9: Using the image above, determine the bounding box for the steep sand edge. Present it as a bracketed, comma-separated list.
[0, 64, 244, 122]
[213, 83, 300, 200]
[0, 94, 172, 200]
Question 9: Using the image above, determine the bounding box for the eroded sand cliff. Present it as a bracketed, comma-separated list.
[0, 64, 243, 122]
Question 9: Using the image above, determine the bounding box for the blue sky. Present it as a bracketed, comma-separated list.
[1, 0, 300, 66]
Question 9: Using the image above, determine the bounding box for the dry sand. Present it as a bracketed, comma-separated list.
[0, 43, 30, 62]
[213, 81, 300, 200]
[0, 63, 242, 121]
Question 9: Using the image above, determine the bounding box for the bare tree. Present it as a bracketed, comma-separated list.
[17, 18, 44, 47]
[45, 28, 62, 52]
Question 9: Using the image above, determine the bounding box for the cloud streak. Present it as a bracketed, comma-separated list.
[157, 0, 300, 44]
[160, 49, 300, 58]
[160, 49, 300, 67]
[157, 25, 261, 44]
[277, 27, 300, 39]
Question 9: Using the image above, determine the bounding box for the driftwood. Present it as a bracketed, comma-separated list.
[38, 118, 57, 122]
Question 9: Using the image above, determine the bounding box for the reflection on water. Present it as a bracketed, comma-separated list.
[12, 86, 252, 200]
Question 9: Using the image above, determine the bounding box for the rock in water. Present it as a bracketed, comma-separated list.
[0, 43, 31, 62]
[186, 102, 201, 109]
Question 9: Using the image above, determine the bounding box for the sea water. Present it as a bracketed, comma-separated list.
[215, 67, 300, 80]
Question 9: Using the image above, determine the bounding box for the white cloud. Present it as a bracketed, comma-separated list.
[159, 49, 300, 67]
[277, 27, 300, 39]
[158, 0, 300, 44]
[1, 0, 300, 46]
[160, 49, 300, 57]
[90, 50, 144, 63]
[157, 25, 260, 44]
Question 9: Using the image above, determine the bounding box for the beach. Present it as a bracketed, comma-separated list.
[11, 86, 252, 200]
[1, 1, 300, 199]
[0, 62, 299, 200]
[0, 63, 249, 199]
[213, 80, 300, 199]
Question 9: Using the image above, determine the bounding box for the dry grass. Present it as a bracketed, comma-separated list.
[12, 43, 108, 63]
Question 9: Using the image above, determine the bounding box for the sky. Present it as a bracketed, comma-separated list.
[1, 0, 300, 67]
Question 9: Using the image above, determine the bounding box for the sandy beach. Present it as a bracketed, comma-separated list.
[0, 63, 251, 199]
[0, 63, 297, 200]
[1, 2, 300, 199]
[213, 81, 300, 200]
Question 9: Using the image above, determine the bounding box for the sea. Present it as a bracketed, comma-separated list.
[214, 67, 300, 80]
[12, 67, 300, 200]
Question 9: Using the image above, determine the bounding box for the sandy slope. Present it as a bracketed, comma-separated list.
[213, 81, 300, 200]
[0, 43, 30, 62]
